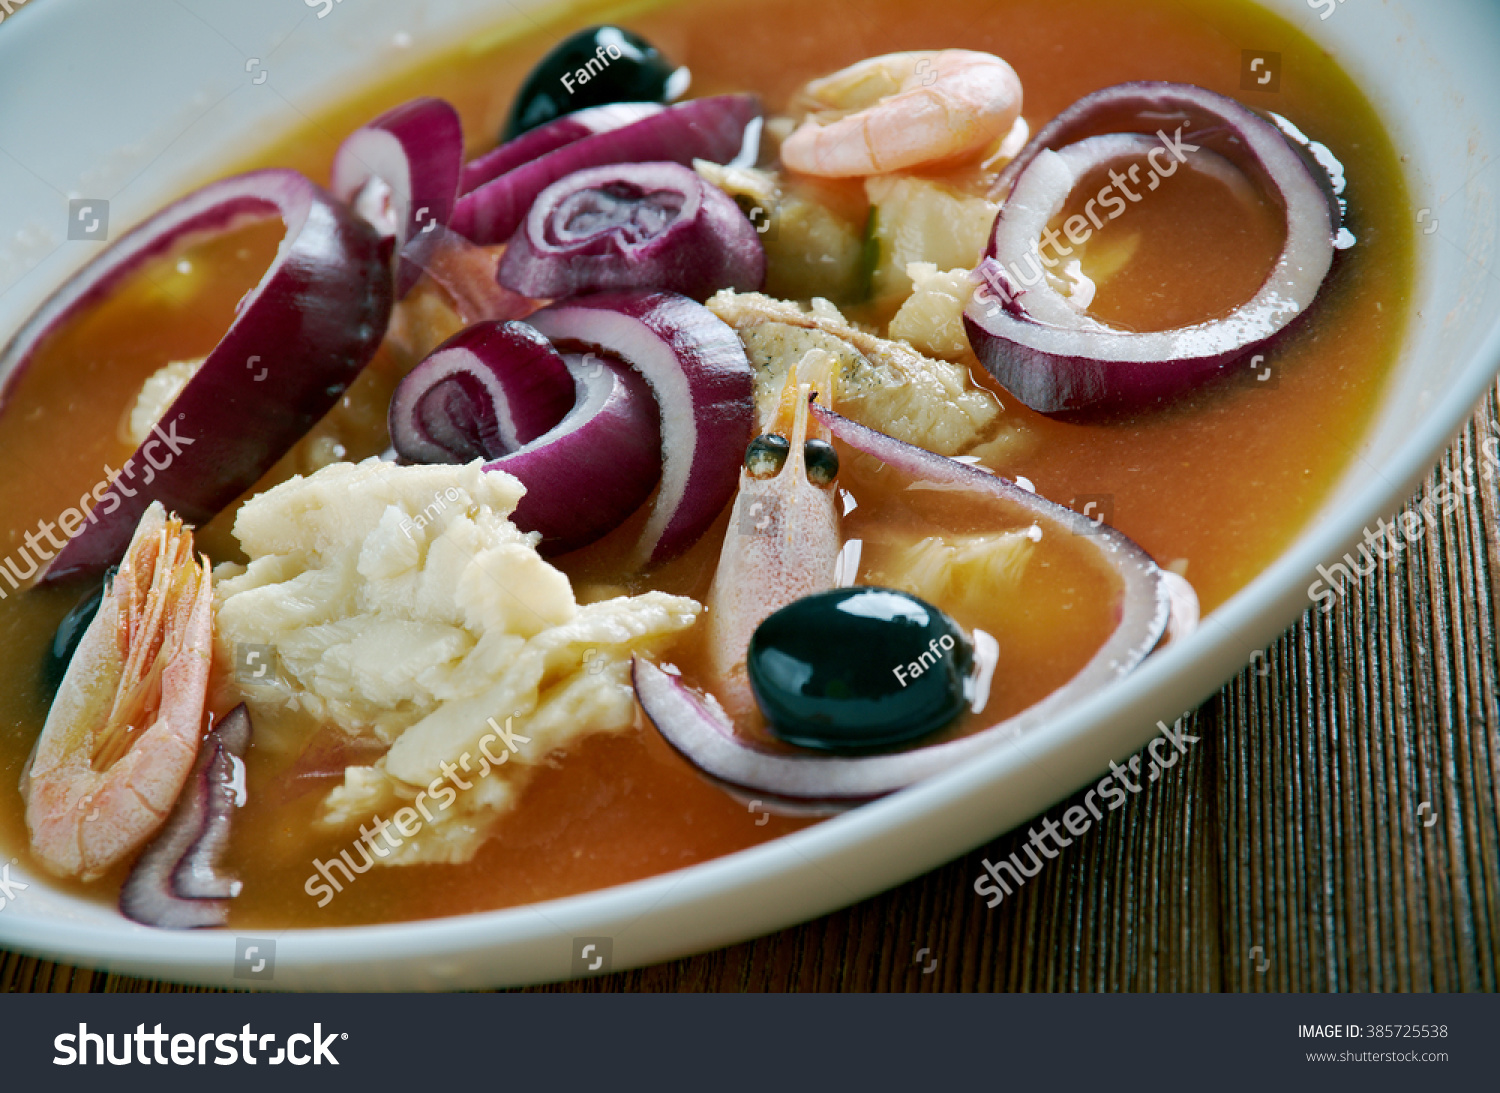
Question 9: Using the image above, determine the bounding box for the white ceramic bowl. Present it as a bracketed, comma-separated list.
[0, 0, 1495, 990]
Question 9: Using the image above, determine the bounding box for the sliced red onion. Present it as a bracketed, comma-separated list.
[268, 725, 388, 805]
[498, 161, 764, 301]
[119, 705, 251, 929]
[388, 320, 575, 464]
[460, 102, 664, 195]
[1161, 570, 1200, 646]
[635, 407, 1170, 804]
[331, 96, 465, 295]
[390, 318, 665, 553]
[489, 353, 662, 553]
[527, 291, 754, 565]
[451, 94, 762, 245]
[399, 221, 537, 323]
[965, 82, 1338, 414]
[0, 170, 394, 584]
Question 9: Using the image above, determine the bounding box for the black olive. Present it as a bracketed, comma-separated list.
[803, 438, 838, 486]
[745, 433, 790, 478]
[503, 26, 688, 141]
[41, 569, 113, 694]
[748, 587, 973, 752]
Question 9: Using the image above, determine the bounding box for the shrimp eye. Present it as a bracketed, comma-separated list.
[745, 433, 791, 478]
[803, 439, 839, 486]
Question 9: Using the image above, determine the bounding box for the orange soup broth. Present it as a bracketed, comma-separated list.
[0, 0, 1412, 925]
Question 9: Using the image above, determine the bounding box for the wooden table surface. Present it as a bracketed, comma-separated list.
[4, 381, 1498, 994]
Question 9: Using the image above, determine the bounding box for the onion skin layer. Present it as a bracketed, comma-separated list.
[390, 329, 661, 554]
[398, 222, 538, 325]
[497, 161, 765, 301]
[331, 96, 465, 296]
[0, 169, 395, 584]
[527, 290, 755, 566]
[460, 103, 664, 196]
[118, 704, 252, 930]
[388, 320, 576, 465]
[490, 356, 664, 554]
[451, 94, 762, 246]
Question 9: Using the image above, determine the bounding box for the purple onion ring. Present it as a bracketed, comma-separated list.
[527, 290, 754, 565]
[459, 102, 664, 196]
[0, 169, 393, 583]
[331, 96, 465, 295]
[451, 94, 761, 246]
[388, 320, 576, 465]
[497, 161, 764, 301]
[965, 82, 1338, 414]
[488, 354, 663, 554]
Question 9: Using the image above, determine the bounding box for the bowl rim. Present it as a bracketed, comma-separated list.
[0, 0, 1496, 990]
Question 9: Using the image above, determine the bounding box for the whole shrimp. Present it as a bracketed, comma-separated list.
[22, 502, 213, 881]
[780, 50, 1023, 178]
[706, 351, 843, 719]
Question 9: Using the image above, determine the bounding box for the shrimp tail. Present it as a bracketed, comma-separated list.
[22, 502, 214, 881]
[781, 50, 1023, 177]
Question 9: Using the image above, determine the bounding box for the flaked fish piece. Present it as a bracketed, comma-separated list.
[706, 289, 1000, 455]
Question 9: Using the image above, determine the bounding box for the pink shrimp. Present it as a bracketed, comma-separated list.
[22, 502, 214, 881]
[706, 353, 843, 718]
[781, 50, 1023, 178]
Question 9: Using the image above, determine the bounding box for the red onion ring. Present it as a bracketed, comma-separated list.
[119, 704, 251, 929]
[489, 354, 663, 554]
[497, 161, 765, 301]
[527, 291, 754, 565]
[965, 82, 1338, 414]
[331, 96, 465, 295]
[0, 169, 394, 583]
[635, 406, 1169, 804]
[459, 102, 664, 195]
[388, 320, 576, 465]
[451, 94, 762, 246]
